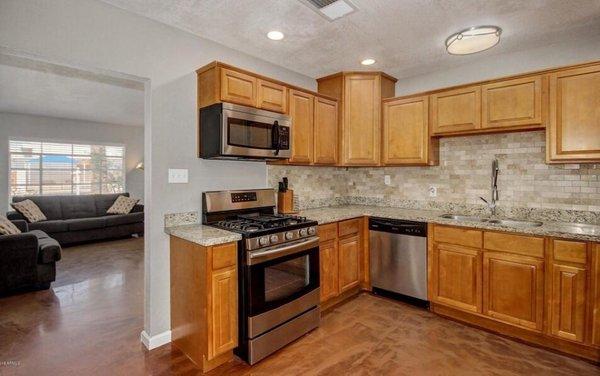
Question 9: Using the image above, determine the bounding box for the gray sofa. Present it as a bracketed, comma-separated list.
[0, 220, 61, 294]
[7, 193, 144, 246]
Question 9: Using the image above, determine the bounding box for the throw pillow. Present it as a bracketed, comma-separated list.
[11, 199, 47, 223]
[0, 216, 21, 235]
[107, 195, 139, 215]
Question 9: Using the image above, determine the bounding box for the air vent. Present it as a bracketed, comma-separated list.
[299, 0, 357, 21]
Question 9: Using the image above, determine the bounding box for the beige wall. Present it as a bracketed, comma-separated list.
[268, 131, 600, 213]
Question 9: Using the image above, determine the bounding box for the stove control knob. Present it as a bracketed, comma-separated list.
[308, 227, 316, 235]
[299, 228, 308, 237]
[285, 231, 294, 240]
[259, 236, 270, 246]
[270, 235, 279, 243]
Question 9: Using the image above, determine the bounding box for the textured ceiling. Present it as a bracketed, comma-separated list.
[0, 54, 144, 126]
[101, 0, 600, 79]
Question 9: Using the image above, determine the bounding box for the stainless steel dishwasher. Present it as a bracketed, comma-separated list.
[369, 217, 428, 306]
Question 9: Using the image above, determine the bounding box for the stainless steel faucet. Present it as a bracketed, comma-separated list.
[480, 159, 499, 216]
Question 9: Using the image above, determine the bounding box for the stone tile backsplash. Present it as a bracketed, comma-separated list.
[268, 131, 600, 222]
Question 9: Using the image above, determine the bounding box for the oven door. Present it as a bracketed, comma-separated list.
[222, 106, 290, 159]
[245, 236, 320, 337]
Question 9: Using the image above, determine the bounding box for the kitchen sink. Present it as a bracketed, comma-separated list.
[486, 219, 543, 227]
[439, 214, 489, 222]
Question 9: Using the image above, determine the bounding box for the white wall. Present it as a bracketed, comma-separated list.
[0, 112, 144, 213]
[0, 0, 315, 342]
[394, 36, 600, 96]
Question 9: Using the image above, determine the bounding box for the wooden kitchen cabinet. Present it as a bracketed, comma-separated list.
[338, 234, 361, 293]
[319, 239, 339, 302]
[220, 67, 257, 107]
[431, 85, 481, 135]
[313, 96, 338, 165]
[591, 243, 600, 347]
[482, 75, 545, 130]
[288, 89, 314, 164]
[382, 95, 438, 166]
[257, 79, 287, 113]
[317, 71, 397, 166]
[431, 241, 482, 313]
[170, 238, 238, 372]
[547, 63, 600, 163]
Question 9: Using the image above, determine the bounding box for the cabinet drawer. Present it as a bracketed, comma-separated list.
[339, 218, 361, 238]
[212, 243, 237, 270]
[552, 239, 587, 264]
[318, 222, 338, 242]
[484, 232, 544, 258]
[433, 225, 482, 248]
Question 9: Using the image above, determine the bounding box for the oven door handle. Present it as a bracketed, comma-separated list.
[247, 236, 319, 266]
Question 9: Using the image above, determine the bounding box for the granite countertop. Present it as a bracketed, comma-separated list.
[165, 224, 241, 246]
[299, 205, 600, 242]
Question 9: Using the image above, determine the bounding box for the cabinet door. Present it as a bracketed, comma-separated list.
[482, 75, 544, 129]
[257, 79, 287, 113]
[591, 243, 600, 347]
[220, 68, 256, 107]
[313, 96, 338, 165]
[483, 252, 544, 331]
[547, 64, 600, 163]
[431, 85, 481, 135]
[208, 267, 237, 360]
[431, 242, 482, 313]
[382, 95, 431, 165]
[338, 235, 360, 293]
[343, 74, 381, 166]
[319, 239, 339, 302]
[549, 263, 587, 342]
[288, 89, 314, 164]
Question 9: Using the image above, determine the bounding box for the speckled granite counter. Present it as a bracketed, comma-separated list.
[299, 205, 600, 242]
[165, 224, 241, 246]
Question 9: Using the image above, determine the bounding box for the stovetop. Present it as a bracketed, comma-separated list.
[208, 213, 316, 237]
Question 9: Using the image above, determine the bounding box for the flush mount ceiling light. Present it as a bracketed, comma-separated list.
[445, 25, 502, 55]
[361, 58, 376, 66]
[267, 30, 284, 40]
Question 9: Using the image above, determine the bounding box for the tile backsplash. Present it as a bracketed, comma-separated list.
[268, 131, 600, 218]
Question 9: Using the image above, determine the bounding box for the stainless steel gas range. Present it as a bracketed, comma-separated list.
[202, 189, 320, 365]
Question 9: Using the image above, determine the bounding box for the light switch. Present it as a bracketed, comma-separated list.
[168, 168, 188, 184]
[384, 175, 391, 185]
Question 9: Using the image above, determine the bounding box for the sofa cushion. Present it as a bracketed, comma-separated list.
[29, 220, 69, 234]
[95, 193, 130, 216]
[0, 216, 21, 235]
[11, 199, 47, 223]
[107, 196, 139, 215]
[65, 217, 107, 231]
[37, 236, 62, 264]
[12, 196, 62, 220]
[103, 212, 144, 227]
[60, 195, 98, 219]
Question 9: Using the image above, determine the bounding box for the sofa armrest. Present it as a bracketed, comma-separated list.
[131, 204, 144, 213]
[7, 210, 26, 221]
[11, 219, 29, 232]
[0, 233, 38, 258]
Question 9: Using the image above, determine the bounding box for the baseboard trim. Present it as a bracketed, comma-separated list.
[140, 330, 171, 350]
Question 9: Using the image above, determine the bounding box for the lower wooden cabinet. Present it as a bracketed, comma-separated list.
[319, 238, 339, 302]
[431, 242, 482, 313]
[482, 251, 544, 331]
[170, 238, 238, 372]
[429, 224, 600, 362]
[338, 234, 361, 293]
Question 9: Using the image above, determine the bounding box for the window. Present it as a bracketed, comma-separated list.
[9, 140, 125, 198]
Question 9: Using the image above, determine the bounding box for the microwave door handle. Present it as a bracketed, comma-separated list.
[272, 120, 280, 156]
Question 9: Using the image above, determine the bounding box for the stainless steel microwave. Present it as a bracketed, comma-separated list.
[199, 102, 291, 160]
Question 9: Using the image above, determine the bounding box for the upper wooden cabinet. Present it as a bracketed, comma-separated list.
[313, 96, 338, 165]
[431, 85, 481, 135]
[547, 63, 600, 163]
[219, 67, 257, 107]
[481, 75, 545, 130]
[318, 71, 397, 166]
[257, 79, 287, 113]
[382, 95, 438, 166]
[288, 90, 314, 164]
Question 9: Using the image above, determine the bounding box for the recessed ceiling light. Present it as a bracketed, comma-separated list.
[361, 58, 376, 66]
[445, 25, 502, 55]
[267, 31, 284, 41]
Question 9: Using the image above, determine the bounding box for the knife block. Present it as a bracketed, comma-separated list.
[277, 190, 297, 214]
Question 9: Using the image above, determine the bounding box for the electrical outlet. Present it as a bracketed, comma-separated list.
[168, 168, 188, 184]
[384, 175, 391, 185]
[428, 186, 437, 197]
